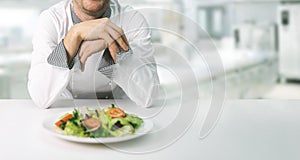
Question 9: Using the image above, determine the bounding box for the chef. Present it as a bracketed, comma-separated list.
[28, 0, 160, 109]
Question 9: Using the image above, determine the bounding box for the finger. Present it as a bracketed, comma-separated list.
[116, 37, 128, 51]
[96, 39, 107, 48]
[109, 41, 120, 55]
[108, 21, 124, 36]
[108, 22, 129, 48]
[105, 26, 128, 51]
[108, 46, 117, 64]
[81, 60, 85, 72]
[108, 22, 129, 45]
[80, 40, 107, 58]
[81, 63, 85, 72]
[80, 53, 90, 72]
[100, 32, 114, 44]
[79, 42, 86, 57]
[79, 49, 83, 57]
[101, 33, 120, 53]
[80, 57, 86, 72]
[122, 34, 129, 46]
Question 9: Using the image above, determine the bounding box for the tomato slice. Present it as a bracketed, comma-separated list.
[108, 108, 125, 118]
[83, 118, 101, 129]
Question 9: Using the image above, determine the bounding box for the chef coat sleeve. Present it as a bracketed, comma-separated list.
[98, 10, 160, 107]
[28, 11, 73, 109]
[47, 40, 81, 70]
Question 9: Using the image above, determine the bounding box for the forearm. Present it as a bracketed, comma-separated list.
[28, 63, 71, 109]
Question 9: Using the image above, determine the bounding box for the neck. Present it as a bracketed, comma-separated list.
[73, 0, 108, 21]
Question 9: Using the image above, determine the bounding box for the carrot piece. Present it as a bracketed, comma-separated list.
[55, 121, 63, 127]
[55, 114, 73, 127]
[61, 114, 73, 122]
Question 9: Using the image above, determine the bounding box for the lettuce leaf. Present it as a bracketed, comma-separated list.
[124, 114, 143, 129]
[108, 118, 129, 130]
[109, 125, 134, 137]
[64, 121, 86, 137]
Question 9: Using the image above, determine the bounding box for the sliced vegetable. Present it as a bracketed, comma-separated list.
[108, 107, 125, 118]
[55, 114, 73, 128]
[83, 118, 101, 130]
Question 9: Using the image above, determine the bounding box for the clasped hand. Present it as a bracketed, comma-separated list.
[74, 18, 129, 71]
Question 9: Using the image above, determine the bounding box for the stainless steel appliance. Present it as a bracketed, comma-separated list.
[278, 3, 300, 81]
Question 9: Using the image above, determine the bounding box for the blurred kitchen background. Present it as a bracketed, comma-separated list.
[1, 0, 300, 99]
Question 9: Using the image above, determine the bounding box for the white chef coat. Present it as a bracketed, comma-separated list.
[28, 0, 160, 109]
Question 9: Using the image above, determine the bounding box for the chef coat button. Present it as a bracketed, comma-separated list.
[105, 96, 108, 99]
[74, 95, 78, 98]
[109, 82, 112, 86]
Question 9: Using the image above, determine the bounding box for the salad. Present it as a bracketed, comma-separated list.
[54, 104, 143, 138]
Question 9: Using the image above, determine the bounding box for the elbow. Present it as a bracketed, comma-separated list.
[34, 100, 51, 109]
[27, 59, 71, 109]
[27, 81, 52, 109]
[135, 84, 162, 108]
[145, 85, 164, 108]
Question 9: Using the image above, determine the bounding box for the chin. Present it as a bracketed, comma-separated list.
[83, 0, 107, 13]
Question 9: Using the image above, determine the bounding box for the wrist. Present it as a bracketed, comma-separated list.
[64, 25, 83, 59]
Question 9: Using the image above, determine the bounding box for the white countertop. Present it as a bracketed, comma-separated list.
[0, 99, 299, 160]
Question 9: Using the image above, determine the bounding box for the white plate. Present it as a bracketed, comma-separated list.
[42, 114, 153, 144]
